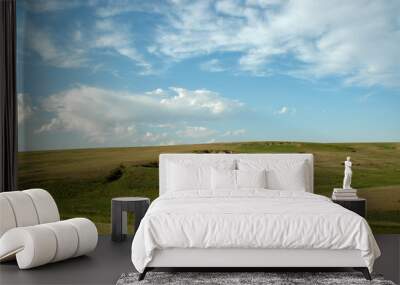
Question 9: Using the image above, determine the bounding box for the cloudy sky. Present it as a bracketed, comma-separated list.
[17, 0, 400, 151]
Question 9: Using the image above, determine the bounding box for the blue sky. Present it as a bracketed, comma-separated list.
[17, 0, 400, 151]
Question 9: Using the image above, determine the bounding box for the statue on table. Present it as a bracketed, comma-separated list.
[342, 156, 352, 189]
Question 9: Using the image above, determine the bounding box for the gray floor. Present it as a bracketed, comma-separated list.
[0, 236, 134, 285]
[375, 235, 400, 284]
[0, 235, 399, 285]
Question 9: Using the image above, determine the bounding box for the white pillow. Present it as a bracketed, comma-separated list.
[167, 162, 210, 191]
[236, 169, 267, 189]
[268, 161, 307, 191]
[211, 168, 236, 190]
[238, 159, 308, 191]
[167, 159, 236, 192]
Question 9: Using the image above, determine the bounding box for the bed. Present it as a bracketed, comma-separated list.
[131, 153, 380, 280]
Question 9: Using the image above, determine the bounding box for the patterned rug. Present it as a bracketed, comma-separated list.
[116, 271, 396, 285]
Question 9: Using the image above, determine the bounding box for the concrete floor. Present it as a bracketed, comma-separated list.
[0, 236, 134, 285]
[0, 235, 399, 285]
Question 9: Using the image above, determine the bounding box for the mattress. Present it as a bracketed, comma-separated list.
[131, 190, 380, 273]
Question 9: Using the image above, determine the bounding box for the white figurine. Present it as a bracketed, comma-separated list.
[342, 156, 352, 189]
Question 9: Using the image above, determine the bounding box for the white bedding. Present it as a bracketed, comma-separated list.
[131, 190, 380, 273]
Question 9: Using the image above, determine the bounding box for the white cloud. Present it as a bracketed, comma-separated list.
[245, 0, 283, 7]
[141, 131, 168, 144]
[95, 1, 165, 18]
[17, 93, 34, 124]
[146, 88, 166, 96]
[35, 118, 62, 134]
[152, 0, 400, 87]
[73, 30, 82, 42]
[222, 129, 246, 136]
[358, 92, 375, 103]
[200, 59, 226, 72]
[274, 106, 295, 115]
[26, 17, 152, 74]
[26, 0, 85, 12]
[276, 106, 288, 115]
[93, 19, 153, 74]
[37, 85, 242, 144]
[176, 126, 217, 138]
[160, 87, 242, 115]
[26, 25, 86, 68]
[148, 123, 175, 129]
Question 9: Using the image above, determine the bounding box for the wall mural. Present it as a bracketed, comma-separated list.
[17, 0, 400, 233]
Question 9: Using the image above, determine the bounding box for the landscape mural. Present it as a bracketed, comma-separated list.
[16, 0, 400, 233]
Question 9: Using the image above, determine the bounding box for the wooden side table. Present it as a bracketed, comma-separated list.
[332, 198, 366, 218]
[111, 197, 150, 242]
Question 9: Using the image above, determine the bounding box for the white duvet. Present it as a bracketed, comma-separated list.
[131, 190, 380, 273]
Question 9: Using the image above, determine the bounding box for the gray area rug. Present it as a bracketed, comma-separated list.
[116, 272, 396, 285]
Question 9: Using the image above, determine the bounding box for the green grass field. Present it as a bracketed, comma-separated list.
[17, 141, 400, 234]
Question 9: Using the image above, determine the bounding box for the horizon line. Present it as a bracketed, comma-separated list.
[18, 140, 400, 153]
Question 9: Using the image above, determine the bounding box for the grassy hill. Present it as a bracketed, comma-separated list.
[17, 141, 400, 234]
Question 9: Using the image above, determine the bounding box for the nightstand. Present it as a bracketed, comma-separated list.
[332, 198, 366, 218]
[111, 197, 150, 242]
